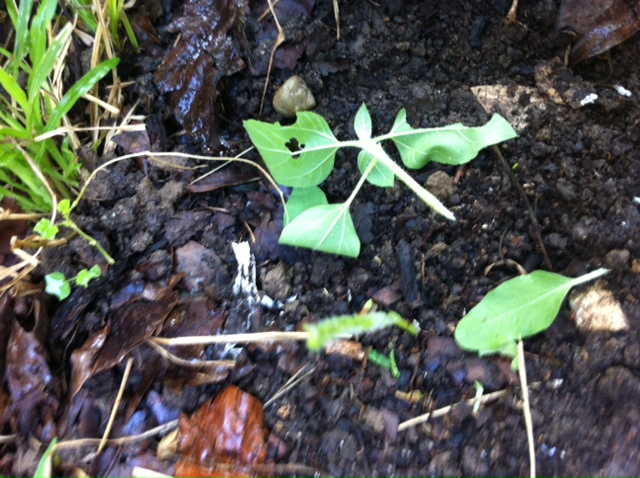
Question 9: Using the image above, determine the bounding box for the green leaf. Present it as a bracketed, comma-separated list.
[304, 311, 418, 351]
[244, 112, 339, 188]
[34, 437, 57, 478]
[280, 203, 360, 257]
[28, 22, 74, 102]
[357, 150, 394, 187]
[46, 57, 120, 132]
[389, 111, 518, 169]
[354, 103, 372, 140]
[0, 69, 28, 113]
[454, 268, 610, 359]
[284, 186, 328, 226]
[45, 272, 71, 300]
[57, 199, 71, 216]
[75, 265, 101, 288]
[33, 218, 59, 239]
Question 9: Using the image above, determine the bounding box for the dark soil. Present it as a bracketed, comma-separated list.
[4, 0, 640, 476]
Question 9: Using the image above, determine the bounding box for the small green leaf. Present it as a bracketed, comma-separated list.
[280, 203, 360, 257]
[75, 265, 101, 288]
[57, 199, 71, 216]
[389, 111, 518, 169]
[45, 272, 71, 300]
[244, 112, 339, 188]
[354, 103, 372, 140]
[454, 268, 610, 359]
[357, 150, 394, 187]
[33, 218, 59, 240]
[284, 186, 328, 226]
[304, 311, 418, 351]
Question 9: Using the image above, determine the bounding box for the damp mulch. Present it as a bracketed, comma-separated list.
[2, 0, 640, 476]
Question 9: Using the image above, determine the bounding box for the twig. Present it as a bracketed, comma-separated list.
[264, 364, 316, 408]
[98, 357, 133, 454]
[150, 331, 309, 347]
[492, 146, 553, 270]
[398, 389, 508, 431]
[260, 0, 285, 116]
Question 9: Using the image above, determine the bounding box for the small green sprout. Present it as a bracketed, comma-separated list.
[454, 268, 610, 369]
[244, 104, 517, 257]
[45, 265, 101, 301]
[303, 311, 418, 352]
[368, 345, 401, 378]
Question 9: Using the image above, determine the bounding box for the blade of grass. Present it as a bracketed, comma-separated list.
[0, 69, 29, 112]
[45, 57, 120, 132]
[27, 22, 74, 104]
[29, 0, 59, 69]
[8, 0, 34, 74]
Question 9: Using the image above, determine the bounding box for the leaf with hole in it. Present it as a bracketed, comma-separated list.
[304, 311, 418, 351]
[389, 111, 518, 169]
[284, 186, 328, 226]
[244, 112, 339, 188]
[358, 150, 394, 187]
[454, 268, 610, 360]
[280, 203, 360, 257]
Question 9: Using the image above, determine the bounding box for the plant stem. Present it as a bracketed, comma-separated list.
[64, 219, 115, 264]
[569, 268, 609, 285]
[358, 140, 456, 221]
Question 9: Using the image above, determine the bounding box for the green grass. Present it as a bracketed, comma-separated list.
[0, 0, 119, 214]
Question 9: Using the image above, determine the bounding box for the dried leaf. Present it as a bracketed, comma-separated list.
[175, 386, 270, 477]
[154, 0, 248, 147]
[557, 0, 640, 64]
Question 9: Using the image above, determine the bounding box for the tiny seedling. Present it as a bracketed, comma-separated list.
[245, 104, 517, 257]
[34, 199, 108, 300]
[454, 268, 610, 368]
[303, 311, 418, 352]
[44, 264, 101, 301]
[369, 346, 401, 378]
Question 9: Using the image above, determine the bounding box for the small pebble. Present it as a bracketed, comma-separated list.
[273, 76, 316, 117]
[426, 170, 456, 201]
[604, 249, 630, 271]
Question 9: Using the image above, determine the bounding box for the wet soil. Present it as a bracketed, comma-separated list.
[5, 0, 640, 476]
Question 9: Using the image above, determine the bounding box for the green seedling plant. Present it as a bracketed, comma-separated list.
[454, 268, 610, 369]
[245, 104, 517, 257]
[34, 199, 110, 300]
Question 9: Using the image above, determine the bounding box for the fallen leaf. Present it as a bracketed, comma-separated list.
[557, 0, 640, 64]
[175, 385, 270, 477]
[154, 0, 248, 147]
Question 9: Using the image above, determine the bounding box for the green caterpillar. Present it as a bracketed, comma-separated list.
[304, 311, 418, 352]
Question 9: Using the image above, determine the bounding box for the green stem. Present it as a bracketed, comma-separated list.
[357, 140, 456, 221]
[64, 219, 115, 264]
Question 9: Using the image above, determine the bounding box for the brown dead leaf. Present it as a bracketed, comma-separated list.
[93, 291, 179, 375]
[175, 385, 270, 477]
[5, 319, 59, 441]
[557, 0, 640, 64]
[154, 0, 248, 148]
